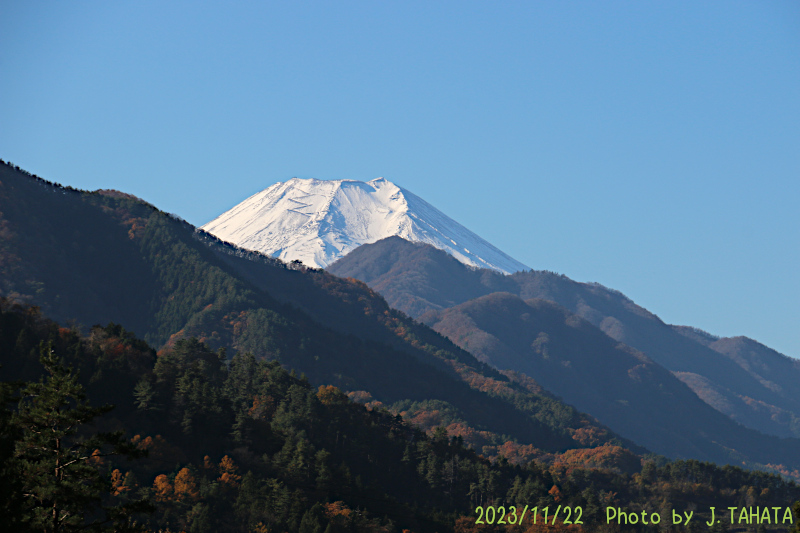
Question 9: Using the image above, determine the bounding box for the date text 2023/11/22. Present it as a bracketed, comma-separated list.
[474, 505, 583, 527]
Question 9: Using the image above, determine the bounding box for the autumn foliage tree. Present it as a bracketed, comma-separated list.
[173, 467, 200, 502]
[219, 455, 242, 488]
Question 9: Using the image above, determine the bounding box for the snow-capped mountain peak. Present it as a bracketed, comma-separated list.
[200, 177, 528, 274]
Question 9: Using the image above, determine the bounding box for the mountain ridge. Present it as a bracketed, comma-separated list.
[328, 236, 800, 444]
[418, 291, 800, 464]
[0, 160, 637, 463]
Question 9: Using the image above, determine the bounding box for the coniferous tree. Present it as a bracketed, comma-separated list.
[133, 377, 157, 412]
[298, 502, 325, 533]
[12, 342, 150, 532]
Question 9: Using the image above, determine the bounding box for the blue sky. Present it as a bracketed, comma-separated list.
[2, 1, 798, 357]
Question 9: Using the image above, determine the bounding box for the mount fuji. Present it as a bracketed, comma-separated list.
[201, 177, 529, 274]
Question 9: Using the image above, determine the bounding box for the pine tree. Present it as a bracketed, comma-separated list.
[13, 342, 150, 532]
[298, 502, 325, 533]
[132, 377, 157, 411]
[314, 449, 333, 494]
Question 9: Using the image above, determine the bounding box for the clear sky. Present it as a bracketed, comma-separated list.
[2, 1, 798, 357]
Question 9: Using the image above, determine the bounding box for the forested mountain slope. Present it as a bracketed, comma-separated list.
[0, 160, 633, 463]
[420, 292, 800, 471]
[3, 299, 798, 532]
[328, 237, 800, 474]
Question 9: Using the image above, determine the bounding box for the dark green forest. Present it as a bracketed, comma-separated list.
[2, 160, 800, 532]
[2, 299, 800, 532]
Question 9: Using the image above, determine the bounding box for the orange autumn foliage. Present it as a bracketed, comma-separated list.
[571, 426, 610, 447]
[218, 455, 242, 488]
[554, 445, 641, 474]
[87, 448, 104, 467]
[324, 501, 353, 519]
[153, 474, 173, 502]
[495, 441, 545, 465]
[111, 469, 127, 496]
[174, 468, 200, 502]
[317, 385, 349, 405]
[248, 394, 277, 419]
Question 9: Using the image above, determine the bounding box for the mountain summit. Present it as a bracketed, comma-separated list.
[201, 177, 529, 273]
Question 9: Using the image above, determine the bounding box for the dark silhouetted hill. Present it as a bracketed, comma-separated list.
[329, 237, 800, 470]
[420, 292, 800, 468]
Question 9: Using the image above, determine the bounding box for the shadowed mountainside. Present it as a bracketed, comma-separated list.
[419, 292, 800, 468]
[328, 237, 800, 466]
[0, 161, 638, 462]
[4, 298, 798, 532]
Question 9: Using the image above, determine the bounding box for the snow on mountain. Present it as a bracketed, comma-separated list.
[200, 177, 529, 274]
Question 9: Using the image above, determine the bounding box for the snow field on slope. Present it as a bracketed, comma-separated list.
[201, 177, 529, 274]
